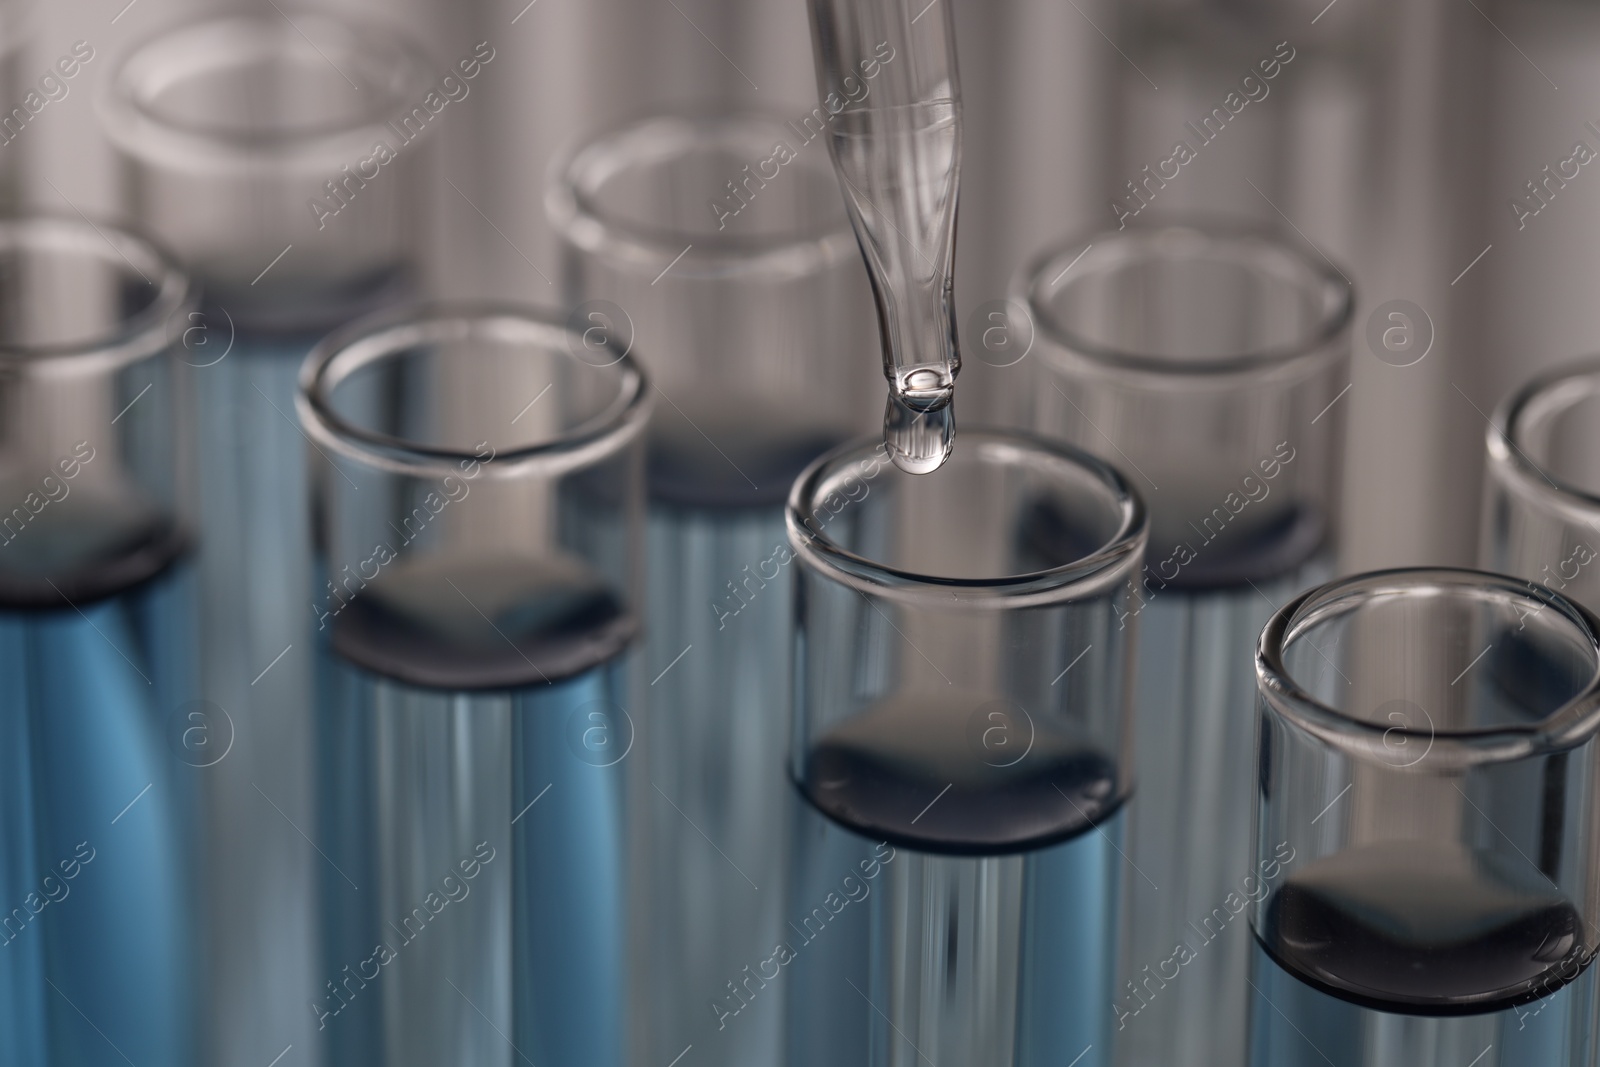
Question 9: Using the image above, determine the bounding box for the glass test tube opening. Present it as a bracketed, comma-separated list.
[789, 431, 1147, 847]
[786, 432, 1146, 1067]
[298, 304, 650, 1067]
[1022, 222, 1352, 570]
[1252, 569, 1600, 1065]
[299, 303, 651, 687]
[1484, 359, 1600, 612]
[548, 112, 877, 506]
[0, 216, 200, 1067]
[103, 12, 433, 329]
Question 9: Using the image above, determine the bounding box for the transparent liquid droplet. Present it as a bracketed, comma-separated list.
[885, 390, 954, 475]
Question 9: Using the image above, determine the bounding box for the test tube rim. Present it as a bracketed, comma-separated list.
[101, 11, 435, 168]
[1257, 566, 1600, 768]
[786, 428, 1147, 607]
[546, 111, 862, 278]
[1019, 220, 1354, 379]
[1488, 355, 1600, 523]
[297, 300, 652, 480]
[0, 214, 196, 370]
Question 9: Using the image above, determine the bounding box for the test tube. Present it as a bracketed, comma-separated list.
[1021, 222, 1352, 1067]
[1250, 568, 1600, 1066]
[1482, 360, 1600, 612]
[102, 16, 431, 1062]
[785, 430, 1146, 1067]
[297, 303, 650, 1067]
[1478, 365, 1600, 1066]
[805, 0, 964, 473]
[0, 216, 199, 1065]
[548, 111, 877, 1067]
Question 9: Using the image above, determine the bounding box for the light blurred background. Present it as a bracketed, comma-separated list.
[10, 0, 1598, 1060]
[22, 0, 1589, 571]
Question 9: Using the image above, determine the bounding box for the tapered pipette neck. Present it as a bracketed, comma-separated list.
[807, 0, 964, 474]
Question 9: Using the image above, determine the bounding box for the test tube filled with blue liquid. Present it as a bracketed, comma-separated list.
[0, 216, 200, 1066]
[1250, 568, 1600, 1067]
[297, 303, 650, 1067]
[1481, 359, 1600, 1058]
[102, 19, 432, 1059]
[1023, 223, 1352, 1067]
[783, 430, 1147, 1067]
[549, 112, 879, 1067]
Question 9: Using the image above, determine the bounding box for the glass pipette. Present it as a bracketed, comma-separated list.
[807, 0, 963, 474]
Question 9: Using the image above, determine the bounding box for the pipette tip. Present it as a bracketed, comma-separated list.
[884, 390, 954, 475]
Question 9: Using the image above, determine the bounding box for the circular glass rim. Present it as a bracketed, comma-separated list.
[545, 111, 861, 277]
[297, 301, 652, 479]
[787, 429, 1148, 606]
[0, 214, 196, 367]
[1019, 220, 1355, 378]
[102, 12, 433, 162]
[1489, 357, 1600, 519]
[1258, 567, 1600, 765]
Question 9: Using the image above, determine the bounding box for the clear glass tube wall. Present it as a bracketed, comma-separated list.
[0, 216, 199, 1066]
[1251, 568, 1600, 1066]
[548, 111, 879, 1067]
[298, 302, 650, 1067]
[1478, 360, 1600, 1067]
[785, 430, 1146, 1067]
[102, 17, 433, 1065]
[1021, 222, 1352, 1067]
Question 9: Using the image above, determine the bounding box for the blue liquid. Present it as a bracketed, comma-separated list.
[785, 799, 1122, 1067]
[1117, 511, 1329, 1067]
[188, 330, 325, 1060]
[788, 687, 1124, 1067]
[318, 556, 634, 1067]
[189, 267, 411, 1057]
[799, 690, 1122, 854]
[0, 563, 198, 1067]
[1249, 938, 1595, 1067]
[641, 430, 827, 1067]
[1248, 838, 1597, 1066]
